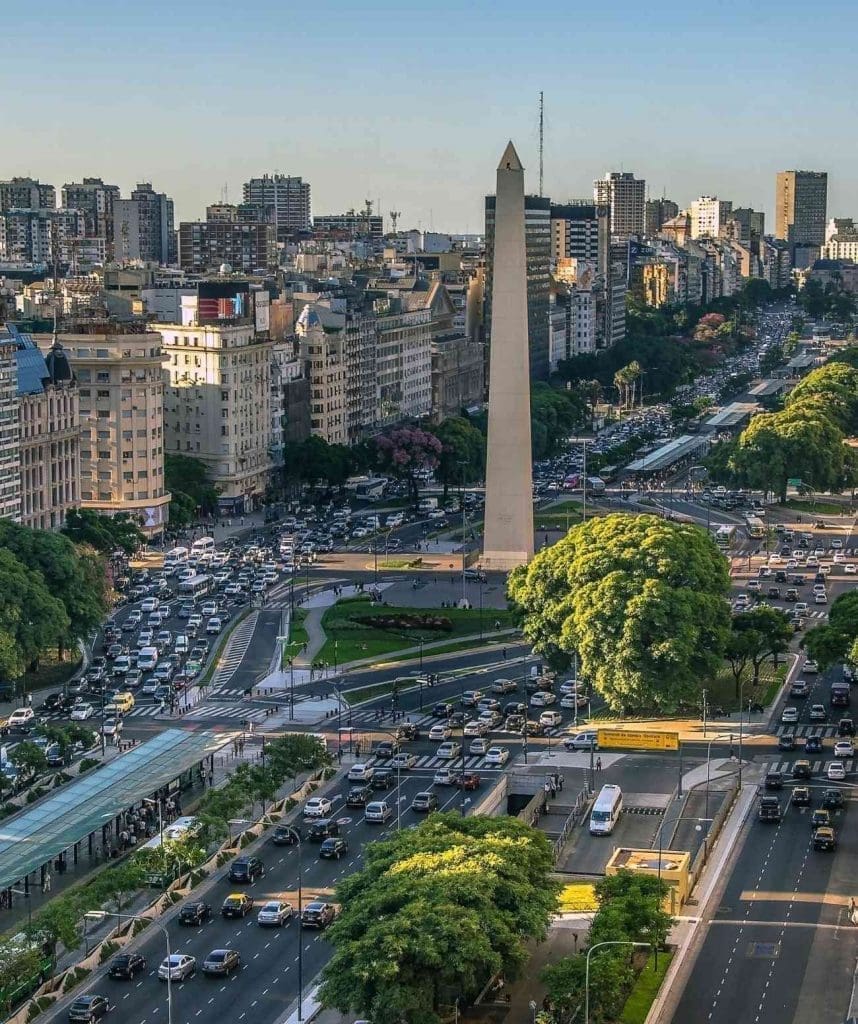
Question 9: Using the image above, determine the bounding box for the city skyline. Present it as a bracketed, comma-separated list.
[5, 0, 858, 231]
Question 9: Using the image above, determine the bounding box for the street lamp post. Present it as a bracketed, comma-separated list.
[585, 941, 652, 1024]
[276, 637, 302, 720]
[279, 826, 305, 1020]
[86, 911, 173, 1024]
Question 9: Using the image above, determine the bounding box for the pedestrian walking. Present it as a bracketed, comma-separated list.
[42, 871, 52, 894]
[596, 757, 602, 772]
[26, 692, 33, 707]
[502, 648, 507, 660]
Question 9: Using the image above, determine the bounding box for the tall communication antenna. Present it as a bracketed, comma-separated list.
[389, 210, 401, 233]
[538, 90, 545, 198]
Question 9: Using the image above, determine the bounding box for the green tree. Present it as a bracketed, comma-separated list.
[320, 815, 558, 1024]
[731, 606, 793, 685]
[0, 549, 69, 676]
[508, 514, 731, 712]
[786, 363, 858, 434]
[435, 416, 485, 497]
[529, 383, 587, 460]
[62, 508, 144, 556]
[830, 346, 858, 370]
[803, 592, 858, 669]
[164, 454, 219, 518]
[10, 741, 48, 778]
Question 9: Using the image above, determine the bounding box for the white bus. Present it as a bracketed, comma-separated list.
[139, 816, 202, 852]
[190, 536, 216, 556]
[176, 574, 214, 600]
[163, 547, 189, 572]
[744, 515, 765, 539]
[589, 784, 623, 835]
[714, 525, 736, 549]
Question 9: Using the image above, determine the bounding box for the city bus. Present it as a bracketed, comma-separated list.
[190, 536, 216, 556]
[163, 547, 189, 572]
[589, 784, 623, 835]
[176, 574, 214, 600]
[715, 525, 736, 549]
[744, 515, 766, 539]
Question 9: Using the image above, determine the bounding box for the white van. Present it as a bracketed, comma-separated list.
[163, 547, 189, 572]
[191, 536, 216, 556]
[138, 646, 159, 671]
[589, 784, 623, 836]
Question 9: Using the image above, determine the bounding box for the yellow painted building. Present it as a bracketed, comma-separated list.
[605, 848, 691, 915]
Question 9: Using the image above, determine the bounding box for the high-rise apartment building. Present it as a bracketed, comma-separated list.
[114, 183, 176, 265]
[689, 196, 733, 239]
[10, 327, 80, 530]
[485, 194, 551, 380]
[645, 198, 679, 237]
[177, 220, 276, 274]
[61, 178, 120, 258]
[0, 208, 86, 266]
[39, 321, 170, 533]
[156, 284, 273, 514]
[593, 172, 645, 239]
[0, 328, 20, 521]
[0, 177, 55, 212]
[775, 171, 828, 248]
[729, 208, 765, 253]
[296, 305, 347, 445]
[242, 174, 311, 239]
[314, 212, 383, 242]
[550, 203, 610, 270]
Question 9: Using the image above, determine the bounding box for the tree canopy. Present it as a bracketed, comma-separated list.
[374, 426, 442, 502]
[0, 549, 70, 678]
[508, 514, 731, 712]
[320, 814, 558, 1024]
[164, 454, 219, 528]
[62, 508, 144, 556]
[435, 416, 485, 494]
[803, 591, 858, 669]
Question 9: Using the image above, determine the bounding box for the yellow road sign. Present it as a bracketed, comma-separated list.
[597, 729, 679, 751]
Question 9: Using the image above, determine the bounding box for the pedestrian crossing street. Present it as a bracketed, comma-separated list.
[40, 701, 269, 724]
[370, 753, 505, 772]
[340, 707, 568, 737]
[774, 724, 841, 739]
[208, 612, 258, 690]
[761, 759, 855, 775]
[206, 687, 250, 701]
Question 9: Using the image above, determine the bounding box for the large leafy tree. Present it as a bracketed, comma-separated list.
[320, 814, 558, 1024]
[803, 592, 858, 669]
[530, 383, 587, 460]
[0, 549, 69, 677]
[435, 416, 485, 496]
[62, 508, 144, 556]
[508, 514, 731, 712]
[785, 363, 858, 434]
[730, 606, 793, 686]
[164, 454, 219, 518]
[283, 436, 353, 489]
[375, 426, 442, 502]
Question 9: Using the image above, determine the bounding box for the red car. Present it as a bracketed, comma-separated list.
[454, 773, 481, 791]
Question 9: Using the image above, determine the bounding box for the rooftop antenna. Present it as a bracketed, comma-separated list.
[390, 210, 401, 233]
[538, 90, 544, 198]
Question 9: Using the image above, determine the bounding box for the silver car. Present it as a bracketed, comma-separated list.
[257, 900, 292, 927]
[158, 954, 196, 981]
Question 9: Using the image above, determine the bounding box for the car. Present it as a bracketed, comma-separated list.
[778, 734, 796, 751]
[373, 740, 399, 759]
[301, 900, 336, 929]
[794, 601, 809, 614]
[491, 678, 517, 695]
[845, 563, 857, 575]
[429, 722, 453, 741]
[202, 948, 241, 976]
[365, 800, 392, 824]
[530, 691, 557, 707]
[805, 735, 823, 754]
[348, 763, 375, 782]
[477, 697, 501, 713]
[834, 740, 855, 759]
[478, 708, 502, 727]
[107, 953, 147, 980]
[158, 953, 196, 981]
[433, 767, 457, 785]
[307, 818, 340, 840]
[303, 796, 333, 818]
[815, 592, 828, 604]
[803, 660, 819, 674]
[412, 791, 439, 812]
[271, 825, 300, 846]
[764, 770, 784, 790]
[767, 586, 781, 599]
[432, 702, 454, 718]
[463, 719, 489, 738]
[539, 710, 563, 728]
[811, 808, 831, 829]
[70, 703, 95, 721]
[746, 580, 761, 593]
[781, 706, 799, 724]
[257, 900, 293, 927]
[67, 995, 112, 1022]
[504, 701, 528, 718]
[370, 768, 395, 790]
[469, 737, 489, 756]
[460, 690, 483, 707]
[828, 761, 846, 781]
[453, 772, 481, 790]
[221, 893, 253, 918]
[102, 718, 122, 740]
[758, 796, 781, 822]
[200, 601, 218, 617]
[831, 538, 844, 549]
[484, 746, 510, 766]
[838, 718, 856, 737]
[178, 901, 212, 925]
[8, 707, 34, 727]
[227, 856, 264, 883]
[809, 704, 827, 721]
[564, 731, 598, 751]
[813, 826, 837, 850]
[791, 786, 811, 807]
[319, 837, 349, 859]
[391, 752, 417, 770]
[346, 785, 372, 808]
[436, 741, 462, 759]
[790, 680, 809, 698]
[822, 788, 845, 810]
[792, 759, 811, 779]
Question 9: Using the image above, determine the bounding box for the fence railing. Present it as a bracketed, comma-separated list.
[553, 787, 590, 860]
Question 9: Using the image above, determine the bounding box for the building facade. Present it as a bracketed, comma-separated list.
[114, 183, 175, 264]
[594, 172, 645, 239]
[0, 178, 55, 212]
[0, 328, 19, 521]
[314, 212, 383, 241]
[0, 208, 86, 266]
[242, 174, 311, 238]
[775, 170, 828, 251]
[177, 220, 276, 274]
[689, 196, 733, 239]
[42, 322, 169, 533]
[822, 233, 858, 262]
[645, 198, 679, 237]
[296, 305, 347, 445]
[61, 179, 120, 258]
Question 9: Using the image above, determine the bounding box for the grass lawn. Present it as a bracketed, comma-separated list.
[372, 634, 510, 667]
[619, 951, 674, 1024]
[318, 598, 517, 664]
[289, 609, 309, 650]
[706, 660, 788, 712]
[557, 882, 597, 913]
[783, 498, 848, 515]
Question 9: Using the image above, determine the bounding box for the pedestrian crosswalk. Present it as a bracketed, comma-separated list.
[182, 702, 268, 722]
[208, 612, 258, 691]
[370, 753, 505, 772]
[207, 687, 250, 701]
[340, 707, 567, 737]
[775, 724, 839, 738]
[762, 759, 854, 775]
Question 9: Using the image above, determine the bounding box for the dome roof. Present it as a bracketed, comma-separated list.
[45, 337, 74, 384]
[296, 305, 323, 333]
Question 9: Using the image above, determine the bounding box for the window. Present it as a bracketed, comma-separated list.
[122, 450, 133, 459]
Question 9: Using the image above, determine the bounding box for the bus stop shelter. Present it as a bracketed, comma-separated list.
[625, 434, 710, 477]
[0, 728, 227, 898]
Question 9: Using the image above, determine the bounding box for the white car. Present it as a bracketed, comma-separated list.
[391, 752, 417, 770]
[463, 719, 489, 737]
[484, 746, 510, 766]
[815, 593, 828, 604]
[347, 763, 374, 782]
[845, 564, 857, 575]
[303, 796, 332, 818]
[530, 691, 557, 707]
[206, 617, 223, 635]
[781, 706, 799, 724]
[827, 761, 846, 781]
[831, 538, 843, 549]
[70, 703, 94, 721]
[469, 738, 489, 756]
[803, 660, 819, 674]
[563, 731, 598, 751]
[158, 954, 196, 981]
[257, 900, 292, 927]
[539, 710, 563, 728]
[8, 707, 34, 727]
[833, 553, 846, 564]
[436, 741, 462, 759]
[429, 723, 452, 741]
[834, 740, 854, 759]
[794, 602, 809, 614]
[351, 527, 369, 539]
[102, 718, 122, 738]
[734, 594, 750, 607]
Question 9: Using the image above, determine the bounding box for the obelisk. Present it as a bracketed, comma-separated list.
[482, 141, 534, 570]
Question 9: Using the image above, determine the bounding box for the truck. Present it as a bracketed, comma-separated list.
[417, 496, 439, 513]
[758, 796, 781, 822]
[831, 681, 851, 707]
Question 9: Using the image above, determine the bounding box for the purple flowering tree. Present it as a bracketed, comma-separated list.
[375, 426, 443, 502]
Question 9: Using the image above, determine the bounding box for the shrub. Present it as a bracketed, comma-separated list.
[79, 758, 100, 774]
[62, 967, 90, 993]
[98, 940, 119, 964]
[351, 612, 454, 633]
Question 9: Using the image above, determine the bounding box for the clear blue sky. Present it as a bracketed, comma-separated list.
[5, 0, 857, 233]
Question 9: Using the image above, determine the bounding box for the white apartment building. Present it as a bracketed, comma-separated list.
[689, 196, 733, 239]
[375, 302, 432, 423]
[822, 234, 858, 262]
[0, 331, 20, 521]
[296, 305, 347, 445]
[158, 317, 273, 514]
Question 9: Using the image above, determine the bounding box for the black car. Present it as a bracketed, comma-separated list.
[395, 722, 420, 741]
[307, 818, 339, 840]
[764, 770, 784, 790]
[108, 953, 147, 980]
[838, 718, 855, 737]
[68, 995, 112, 1022]
[822, 788, 845, 810]
[792, 760, 812, 779]
[504, 702, 528, 717]
[319, 837, 349, 859]
[301, 900, 336, 929]
[202, 948, 241, 976]
[805, 735, 823, 754]
[178, 901, 212, 926]
[41, 692, 73, 713]
[778, 733, 796, 751]
[228, 855, 264, 883]
[271, 824, 300, 845]
[370, 768, 394, 791]
[373, 740, 399, 759]
[758, 796, 781, 822]
[346, 785, 372, 808]
[432, 702, 454, 718]
[774, 570, 788, 583]
[766, 586, 781, 599]
[791, 786, 811, 807]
